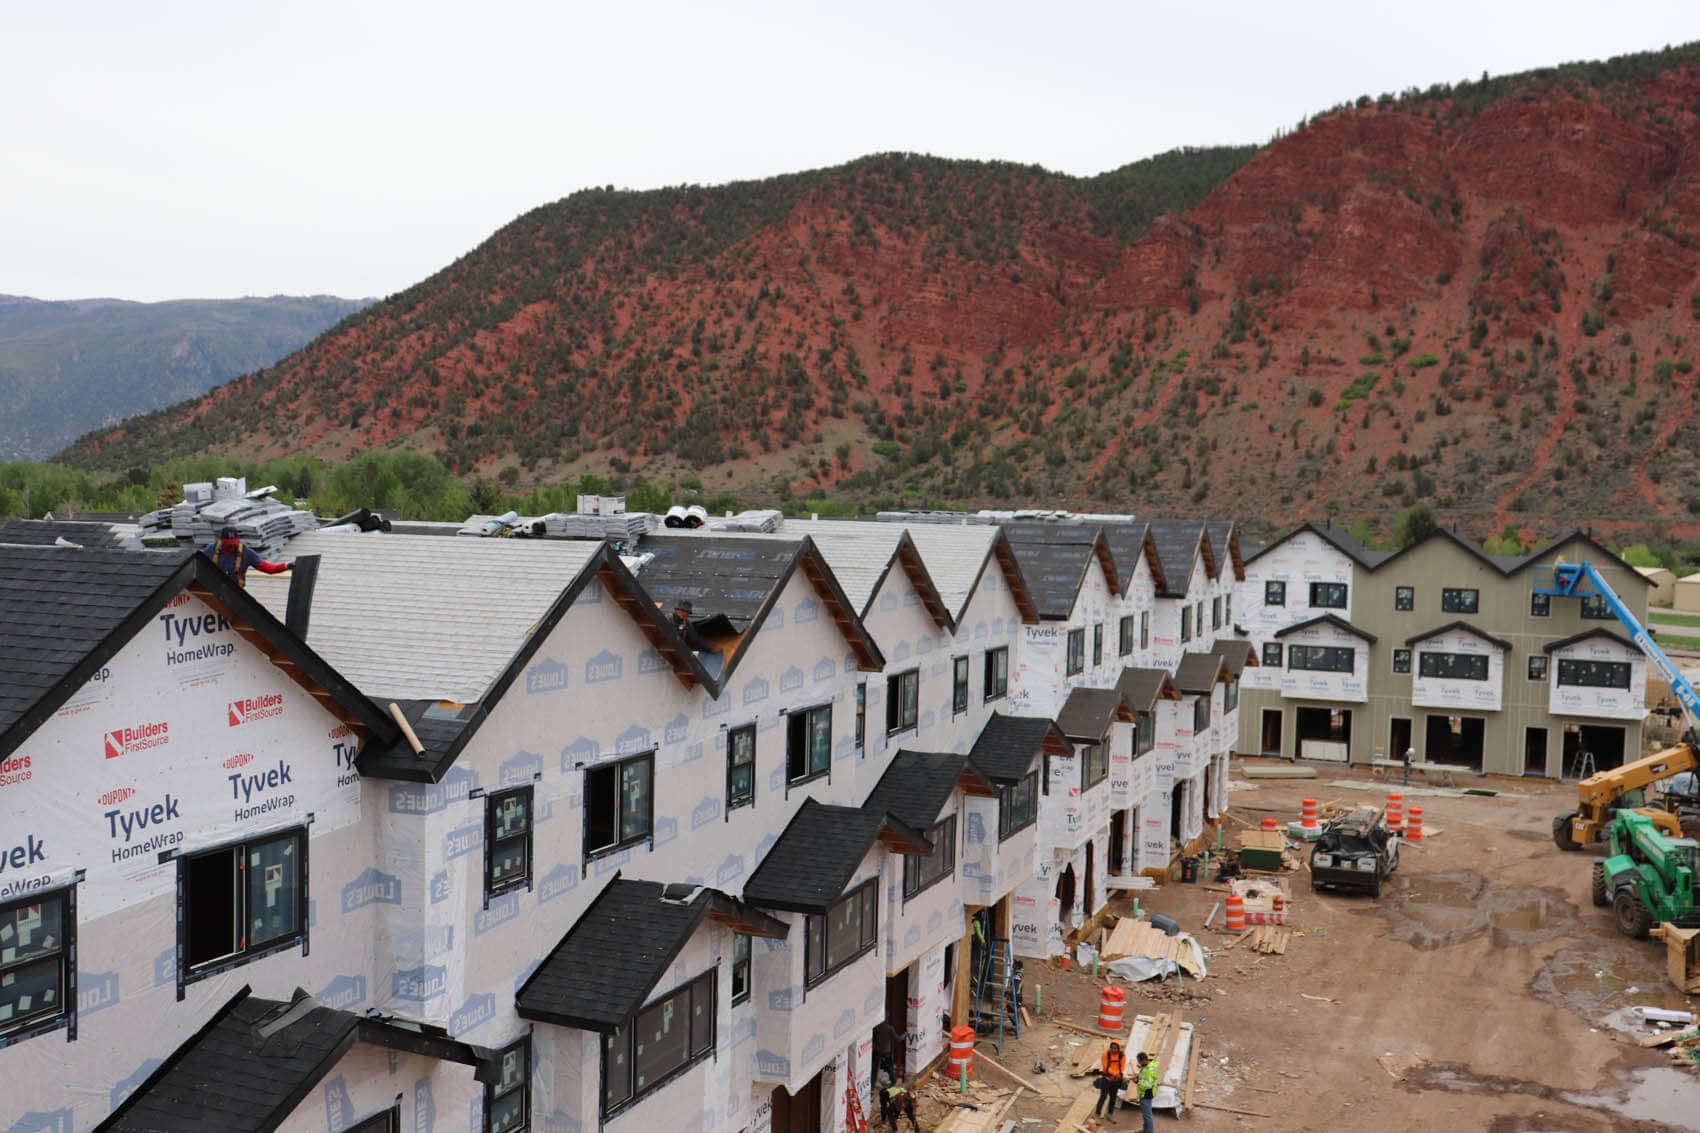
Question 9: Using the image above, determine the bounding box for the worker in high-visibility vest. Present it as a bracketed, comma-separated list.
[1093, 1040, 1126, 1118]
[1135, 1050, 1159, 1132]
[878, 1070, 918, 1131]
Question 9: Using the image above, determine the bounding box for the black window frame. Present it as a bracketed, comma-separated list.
[1212, 596, 1223, 630]
[584, 751, 655, 862]
[998, 771, 1038, 841]
[1065, 629, 1085, 676]
[1224, 677, 1239, 713]
[486, 1034, 531, 1133]
[1440, 588, 1479, 614]
[731, 933, 751, 1005]
[1530, 592, 1550, 617]
[1081, 743, 1109, 790]
[1287, 645, 1355, 673]
[1262, 642, 1283, 668]
[902, 815, 957, 901]
[0, 884, 77, 1048]
[1528, 655, 1549, 682]
[727, 724, 756, 811]
[1139, 612, 1150, 651]
[1192, 694, 1211, 735]
[886, 669, 919, 736]
[1394, 586, 1414, 612]
[1581, 594, 1613, 620]
[349, 1108, 400, 1133]
[855, 683, 866, 750]
[178, 824, 308, 997]
[787, 704, 833, 786]
[1309, 582, 1348, 609]
[1118, 615, 1135, 657]
[1417, 651, 1490, 681]
[1135, 710, 1154, 755]
[1557, 657, 1632, 689]
[951, 656, 970, 717]
[1392, 648, 1412, 675]
[601, 971, 716, 1117]
[1264, 580, 1286, 607]
[1179, 607, 1192, 644]
[984, 647, 1009, 702]
[1092, 623, 1104, 666]
[804, 880, 878, 988]
[484, 786, 533, 904]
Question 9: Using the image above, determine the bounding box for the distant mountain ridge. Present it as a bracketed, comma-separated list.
[0, 293, 371, 459]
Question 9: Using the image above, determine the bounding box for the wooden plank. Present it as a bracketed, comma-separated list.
[1183, 1034, 1202, 1108]
[1019, 1007, 1033, 1028]
[1055, 1087, 1100, 1133]
[1053, 1019, 1116, 1038]
[1195, 1100, 1274, 1119]
[1155, 1018, 1183, 1082]
[973, 1052, 1044, 1096]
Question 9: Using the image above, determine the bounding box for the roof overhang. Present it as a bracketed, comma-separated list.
[1274, 612, 1378, 645]
[1542, 627, 1640, 654]
[1404, 620, 1511, 652]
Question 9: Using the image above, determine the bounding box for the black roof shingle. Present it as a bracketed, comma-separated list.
[968, 713, 1070, 782]
[1116, 667, 1181, 713]
[517, 878, 785, 1034]
[1273, 612, 1378, 644]
[1055, 687, 1135, 743]
[862, 750, 993, 829]
[743, 799, 930, 913]
[1206, 638, 1258, 678]
[1405, 620, 1512, 652]
[1174, 652, 1229, 695]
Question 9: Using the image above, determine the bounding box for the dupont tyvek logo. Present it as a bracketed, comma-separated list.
[692, 796, 720, 829]
[779, 665, 804, 693]
[228, 758, 294, 822]
[664, 713, 690, 745]
[227, 692, 283, 727]
[653, 815, 678, 847]
[585, 649, 623, 684]
[560, 735, 599, 772]
[79, 970, 119, 1017]
[526, 657, 569, 694]
[443, 822, 482, 862]
[538, 863, 576, 904]
[716, 854, 743, 887]
[730, 1015, 756, 1048]
[756, 1049, 790, 1079]
[388, 766, 477, 815]
[110, 1058, 163, 1114]
[324, 1075, 355, 1129]
[104, 721, 169, 760]
[767, 986, 797, 1011]
[794, 596, 819, 624]
[742, 676, 768, 705]
[96, 786, 134, 807]
[430, 870, 452, 904]
[317, 973, 367, 1011]
[392, 964, 447, 1002]
[449, 992, 496, 1036]
[475, 893, 519, 935]
[834, 1008, 858, 1038]
[813, 656, 835, 683]
[103, 793, 184, 860]
[639, 648, 671, 675]
[615, 723, 651, 754]
[342, 867, 402, 912]
[893, 640, 910, 662]
[500, 749, 543, 787]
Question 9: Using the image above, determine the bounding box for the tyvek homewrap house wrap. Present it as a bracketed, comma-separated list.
[0, 546, 407, 1132]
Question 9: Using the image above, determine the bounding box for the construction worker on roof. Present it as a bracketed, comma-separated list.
[203, 525, 291, 588]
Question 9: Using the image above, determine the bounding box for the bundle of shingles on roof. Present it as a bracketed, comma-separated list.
[543, 510, 658, 540]
[138, 478, 318, 552]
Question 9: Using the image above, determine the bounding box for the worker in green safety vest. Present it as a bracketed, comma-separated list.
[1135, 1051, 1158, 1132]
[878, 1070, 918, 1131]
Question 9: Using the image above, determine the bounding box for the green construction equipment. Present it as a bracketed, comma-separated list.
[1593, 808, 1700, 940]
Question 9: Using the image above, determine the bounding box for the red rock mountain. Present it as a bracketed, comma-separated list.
[64, 44, 1700, 543]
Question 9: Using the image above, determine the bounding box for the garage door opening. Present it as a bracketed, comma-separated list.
[1296, 706, 1351, 761]
[1260, 709, 1283, 757]
[1425, 714, 1484, 770]
[1562, 723, 1626, 777]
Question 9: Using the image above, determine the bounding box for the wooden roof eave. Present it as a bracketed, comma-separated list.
[992, 535, 1041, 625]
[895, 538, 954, 633]
[598, 566, 699, 690]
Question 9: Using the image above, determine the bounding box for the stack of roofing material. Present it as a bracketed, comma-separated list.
[542, 511, 658, 540]
[456, 512, 549, 538]
[875, 510, 994, 525]
[137, 479, 318, 553]
[706, 510, 784, 533]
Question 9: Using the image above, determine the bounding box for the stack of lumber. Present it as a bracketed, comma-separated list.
[1221, 925, 1293, 954]
[928, 1084, 1023, 1133]
[1127, 1013, 1196, 1111]
[1100, 918, 1204, 977]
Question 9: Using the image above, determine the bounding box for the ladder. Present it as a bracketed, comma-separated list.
[845, 1083, 869, 1133]
[971, 937, 1021, 1052]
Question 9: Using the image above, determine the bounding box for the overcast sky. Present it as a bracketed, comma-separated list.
[9, 0, 1699, 302]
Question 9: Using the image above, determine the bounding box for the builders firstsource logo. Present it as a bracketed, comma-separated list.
[104, 721, 169, 760]
[0, 753, 31, 788]
[228, 693, 284, 727]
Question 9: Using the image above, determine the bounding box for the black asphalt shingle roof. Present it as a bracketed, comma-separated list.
[1175, 652, 1229, 695]
[1143, 520, 1215, 597]
[1098, 522, 1156, 592]
[968, 713, 1069, 782]
[1273, 612, 1378, 644]
[517, 878, 786, 1034]
[1542, 627, 1640, 654]
[104, 987, 484, 1132]
[743, 798, 931, 913]
[862, 750, 993, 829]
[1116, 667, 1181, 713]
[1205, 520, 1243, 581]
[1207, 639, 1258, 678]
[636, 535, 803, 631]
[1405, 620, 1513, 652]
[0, 517, 128, 549]
[1000, 523, 1105, 619]
[1244, 521, 1389, 569]
[1055, 687, 1135, 743]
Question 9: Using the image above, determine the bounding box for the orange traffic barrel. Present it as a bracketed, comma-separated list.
[1260, 816, 1278, 832]
[1098, 985, 1126, 1031]
[1225, 893, 1245, 932]
[947, 1024, 975, 1079]
[1385, 791, 1404, 831]
[1406, 805, 1423, 842]
[1300, 797, 1319, 830]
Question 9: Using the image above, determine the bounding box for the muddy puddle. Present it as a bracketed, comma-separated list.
[1406, 1062, 1699, 1130]
[1380, 870, 1576, 950]
[1532, 943, 1692, 1023]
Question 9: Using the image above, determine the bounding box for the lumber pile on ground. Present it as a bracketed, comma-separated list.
[927, 1084, 1023, 1133]
[1100, 918, 1205, 977]
[1243, 925, 1293, 954]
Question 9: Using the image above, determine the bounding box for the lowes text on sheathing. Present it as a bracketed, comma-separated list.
[392, 964, 447, 1002]
[388, 768, 476, 814]
[343, 868, 403, 912]
[105, 794, 185, 860]
[475, 893, 519, 935]
[443, 822, 482, 862]
[527, 658, 569, 694]
[538, 864, 576, 903]
[79, 971, 120, 1017]
[450, 993, 496, 1036]
[317, 974, 367, 1011]
[585, 649, 623, 684]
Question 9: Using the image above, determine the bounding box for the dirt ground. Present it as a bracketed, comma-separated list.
[914, 764, 1699, 1132]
